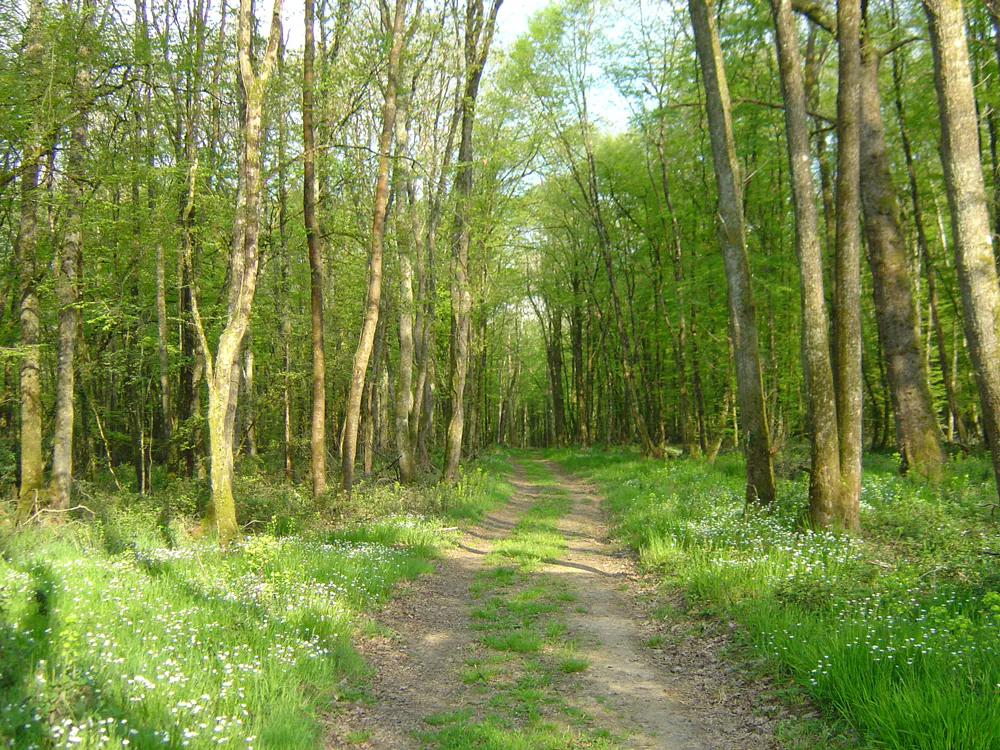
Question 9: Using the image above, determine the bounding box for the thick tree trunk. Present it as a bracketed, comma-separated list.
[689, 0, 776, 505]
[831, 0, 863, 531]
[771, 0, 842, 520]
[341, 0, 406, 492]
[304, 0, 326, 496]
[924, 0, 1000, 498]
[51, 0, 94, 510]
[443, 0, 503, 482]
[15, 0, 46, 522]
[859, 42, 945, 476]
[890, 32, 967, 445]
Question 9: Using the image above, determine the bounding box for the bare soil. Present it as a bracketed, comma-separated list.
[328, 457, 790, 749]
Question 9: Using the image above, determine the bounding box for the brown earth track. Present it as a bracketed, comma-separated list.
[327, 457, 787, 749]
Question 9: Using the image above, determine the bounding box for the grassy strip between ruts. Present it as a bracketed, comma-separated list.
[418, 456, 624, 750]
[548, 446, 1000, 750]
[0, 454, 512, 750]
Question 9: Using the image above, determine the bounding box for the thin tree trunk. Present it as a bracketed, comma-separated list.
[304, 0, 326, 496]
[15, 0, 46, 522]
[51, 0, 94, 510]
[923, 0, 1000, 499]
[341, 0, 406, 492]
[394, 93, 417, 482]
[832, 0, 863, 531]
[860, 38, 945, 476]
[689, 0, 776, 505]
[443, 0, 503, 482]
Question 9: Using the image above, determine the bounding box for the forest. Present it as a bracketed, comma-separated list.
[2, 0, 1000, 746]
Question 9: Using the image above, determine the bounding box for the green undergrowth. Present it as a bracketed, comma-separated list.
[550, 445, 1000, 750]
[0, 454, 513, 749]
[421, 458, 622, 750]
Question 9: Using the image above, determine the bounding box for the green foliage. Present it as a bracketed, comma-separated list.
[558, 447, 1000, 750]
[0, 473, 514, 748]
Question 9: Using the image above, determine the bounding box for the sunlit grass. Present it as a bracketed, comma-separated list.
[551, 446, 1000, 750]
[0, 454, 514, 749]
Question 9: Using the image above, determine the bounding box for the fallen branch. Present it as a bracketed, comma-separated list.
[29, 504, 96, 522]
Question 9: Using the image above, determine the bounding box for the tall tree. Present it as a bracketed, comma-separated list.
[442, 0, 504, 482]
[688, 0, 777, 505]
[832, 0, 863, 531]
[859, 31, 944, 477]
[188, 0, 282, 541]
[341, 0, 408, 492]
[15, 0, 46, 522]
[304, 0, 326, 497]
[50, 0, 96, 510]
[771, 0, 841, 524]
[923, 0, 1000, 500]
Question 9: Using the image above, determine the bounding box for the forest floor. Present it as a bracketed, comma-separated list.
[328, 456, 788, 749]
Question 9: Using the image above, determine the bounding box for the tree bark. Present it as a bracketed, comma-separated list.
[342, 0, 406, 492]
[859, 39, 945, 476]
[443, 0, 503, 482]
[51, 0, 94, 510]
[395, 93, 418, 482]
[924, 0, 1000, 498]
[889, 20, 967, 445]
[771, 0, 842, 521]
[689, 0, 776, 505]
[304, 0, 326, 496]
[189, 0, 281, 542]
[832, 0, 863, 531]
[15, 0, 46, 522]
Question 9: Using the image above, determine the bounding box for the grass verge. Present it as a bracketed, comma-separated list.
[0, 454, 512, 749]
[550, 446, 1000, 750]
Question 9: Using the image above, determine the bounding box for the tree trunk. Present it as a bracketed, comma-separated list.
[831, 0, 863, 531]
[341, 0, 406, 492]
[394, 94, 417, 482]
[859, 40, 945, 476]
[51, 0, 94, 510]
[771, 0, 842, 521]
[889, 22, 967, 445]
[189, 0, 281, 542]
[689, 0, 776, 505]
[304, 0, 326, 496]
[924, 0, 1000, 498]
[15, 0, 46, 522]
[443, 0, 503, 482]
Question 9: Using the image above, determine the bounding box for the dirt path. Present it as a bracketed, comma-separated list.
[329, 457, 784, 749]
[540, 461, 782, 750]
[327, 465, 540, 748]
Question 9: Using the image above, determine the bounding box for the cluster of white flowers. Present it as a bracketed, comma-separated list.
[0, 526, 428, 748]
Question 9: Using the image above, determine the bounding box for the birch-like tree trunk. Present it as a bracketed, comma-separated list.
[832, 0, 863, 531]
[689, 0, 776, 505]
[394, 91, 418, 482]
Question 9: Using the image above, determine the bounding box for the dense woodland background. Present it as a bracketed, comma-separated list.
[2, 0, 1000, 535]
